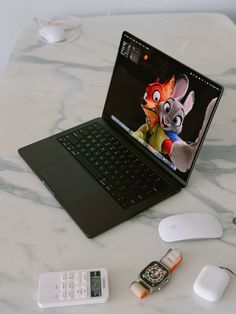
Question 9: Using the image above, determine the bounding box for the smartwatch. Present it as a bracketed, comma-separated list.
[130, 248, 183, 299]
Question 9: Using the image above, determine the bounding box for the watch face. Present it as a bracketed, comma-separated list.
[140, 261, 169, 288]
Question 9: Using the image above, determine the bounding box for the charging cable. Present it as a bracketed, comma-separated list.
[219, 266, 236, 276]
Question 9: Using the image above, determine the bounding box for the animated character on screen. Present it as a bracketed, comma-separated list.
[154, 74, 217, 172]
[133, 76, 175, 140]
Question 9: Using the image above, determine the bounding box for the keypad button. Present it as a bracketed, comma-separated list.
[74, 285, 88, 299]
[74, 272, 81, 285]
[60, 281, 66, 290]
[81, 271, 87, 284]
[67, 281, 74, 290]
[59, 291, 66, 300]
[66, 290, 73, 300]
[67, 272, 73, 280]
[60, 273, 67, 281]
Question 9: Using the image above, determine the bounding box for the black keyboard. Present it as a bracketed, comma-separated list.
[58, 122, 168, 209]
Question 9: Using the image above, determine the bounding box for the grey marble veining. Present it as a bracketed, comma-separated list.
[0, 13, 236, 314]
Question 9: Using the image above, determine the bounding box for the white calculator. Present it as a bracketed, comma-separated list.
[38, 268, 109, 308]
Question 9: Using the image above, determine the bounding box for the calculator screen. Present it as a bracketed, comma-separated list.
[90, 271, 102, 297]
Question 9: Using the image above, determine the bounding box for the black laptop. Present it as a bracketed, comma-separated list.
[18, 31, 223, 238]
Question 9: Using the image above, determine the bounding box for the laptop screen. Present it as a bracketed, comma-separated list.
[103, 31, 223, 184]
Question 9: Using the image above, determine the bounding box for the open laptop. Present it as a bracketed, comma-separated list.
[18, 31, 223, 238]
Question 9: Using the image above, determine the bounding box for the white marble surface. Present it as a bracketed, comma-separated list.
[0, 13, 236, 314]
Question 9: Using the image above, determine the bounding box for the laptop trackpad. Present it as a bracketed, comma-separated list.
[39, 158, 100, 205]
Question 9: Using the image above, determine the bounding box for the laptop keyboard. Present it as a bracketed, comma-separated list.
[57, 122, 168, 209]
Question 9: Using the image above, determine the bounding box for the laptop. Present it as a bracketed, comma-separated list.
[18, 31, 223, 238]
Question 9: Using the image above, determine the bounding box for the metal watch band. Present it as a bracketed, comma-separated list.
[160, 248, 183, 272]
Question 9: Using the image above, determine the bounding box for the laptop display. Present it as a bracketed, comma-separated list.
[103, 32, 223, 184]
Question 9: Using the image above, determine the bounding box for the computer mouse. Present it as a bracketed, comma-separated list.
[38, 25, 66, 44]
[158, 213, 223, 242]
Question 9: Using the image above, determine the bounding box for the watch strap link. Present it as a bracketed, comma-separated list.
[160, 248, 183, 272]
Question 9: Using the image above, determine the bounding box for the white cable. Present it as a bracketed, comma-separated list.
[106, 0, 112, 16]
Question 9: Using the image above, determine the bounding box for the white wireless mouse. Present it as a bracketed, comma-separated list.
[38, 25, 66, 44]
[158, 213, 223, 242]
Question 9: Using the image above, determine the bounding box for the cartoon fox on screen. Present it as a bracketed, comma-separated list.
[133, 76, 175, 139]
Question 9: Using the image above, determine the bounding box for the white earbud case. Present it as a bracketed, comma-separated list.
[193, 265, 230, 302]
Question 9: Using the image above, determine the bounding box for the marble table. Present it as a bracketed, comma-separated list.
[0, 13, 236, 314]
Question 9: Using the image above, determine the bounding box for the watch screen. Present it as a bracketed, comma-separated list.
[140, 261, 169, 287]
